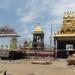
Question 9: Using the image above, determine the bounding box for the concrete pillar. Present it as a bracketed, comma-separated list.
[55, 40, 57, 50]
[11, 36, 17, 50]
[54, 39, 57, 58]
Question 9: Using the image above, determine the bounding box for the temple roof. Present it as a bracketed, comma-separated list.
[64, 11, 74, 18]
[0, 26, 20, 37]
[33, 24, 44, 34]
[54, 34, 75, 38]
[0, 34, 20, 37]
[54, 11, 75, 37]
[35, 25, 42, 32]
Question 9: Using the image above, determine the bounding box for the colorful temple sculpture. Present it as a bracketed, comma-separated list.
[32, 24, 44, 50]
[54, 11, 75, 58]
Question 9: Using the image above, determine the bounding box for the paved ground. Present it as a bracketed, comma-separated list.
[0, 59, 75, 75]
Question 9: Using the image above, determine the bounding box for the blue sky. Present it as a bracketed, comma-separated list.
[0, 0, 75, 47]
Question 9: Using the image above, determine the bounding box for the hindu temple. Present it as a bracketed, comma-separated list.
[54, 11, 75, 58]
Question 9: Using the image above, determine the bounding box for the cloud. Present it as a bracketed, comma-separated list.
[20, 15, 34, 23]
[0, 0, 10, 9]
[16, 0, 53, 24]
[18, 11, 37, 23]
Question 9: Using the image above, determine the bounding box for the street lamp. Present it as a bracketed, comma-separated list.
[50, 22, 52, 50]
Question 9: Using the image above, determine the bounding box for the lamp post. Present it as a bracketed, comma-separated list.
[28, 37, 30, 59]
[50, 22, 52, 50]
[49, 20, 54, 58]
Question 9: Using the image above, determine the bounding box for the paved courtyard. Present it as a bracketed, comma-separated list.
[0, 59, 75, 75]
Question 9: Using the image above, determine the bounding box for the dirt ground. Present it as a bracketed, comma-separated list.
[0, 59, 75, 75]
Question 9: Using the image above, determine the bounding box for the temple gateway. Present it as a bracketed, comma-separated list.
[54, 12, 75, 58]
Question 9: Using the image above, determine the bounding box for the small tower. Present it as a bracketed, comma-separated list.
[32, 24, 44, 50]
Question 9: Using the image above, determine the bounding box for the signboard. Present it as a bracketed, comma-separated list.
[66, 44, 73, 51]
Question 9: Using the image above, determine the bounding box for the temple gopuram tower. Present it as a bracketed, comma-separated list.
[32, 24, 44, 51]
[54, 11, 75, 58]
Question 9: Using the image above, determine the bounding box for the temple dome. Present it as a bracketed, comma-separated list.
[34, 24, 43, 32]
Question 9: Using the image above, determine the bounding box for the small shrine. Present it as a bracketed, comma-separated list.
[32, 24, 44, 50]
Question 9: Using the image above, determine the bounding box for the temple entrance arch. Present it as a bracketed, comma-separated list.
[0, 26, 20, 58]
[0, 26, 20, 50]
